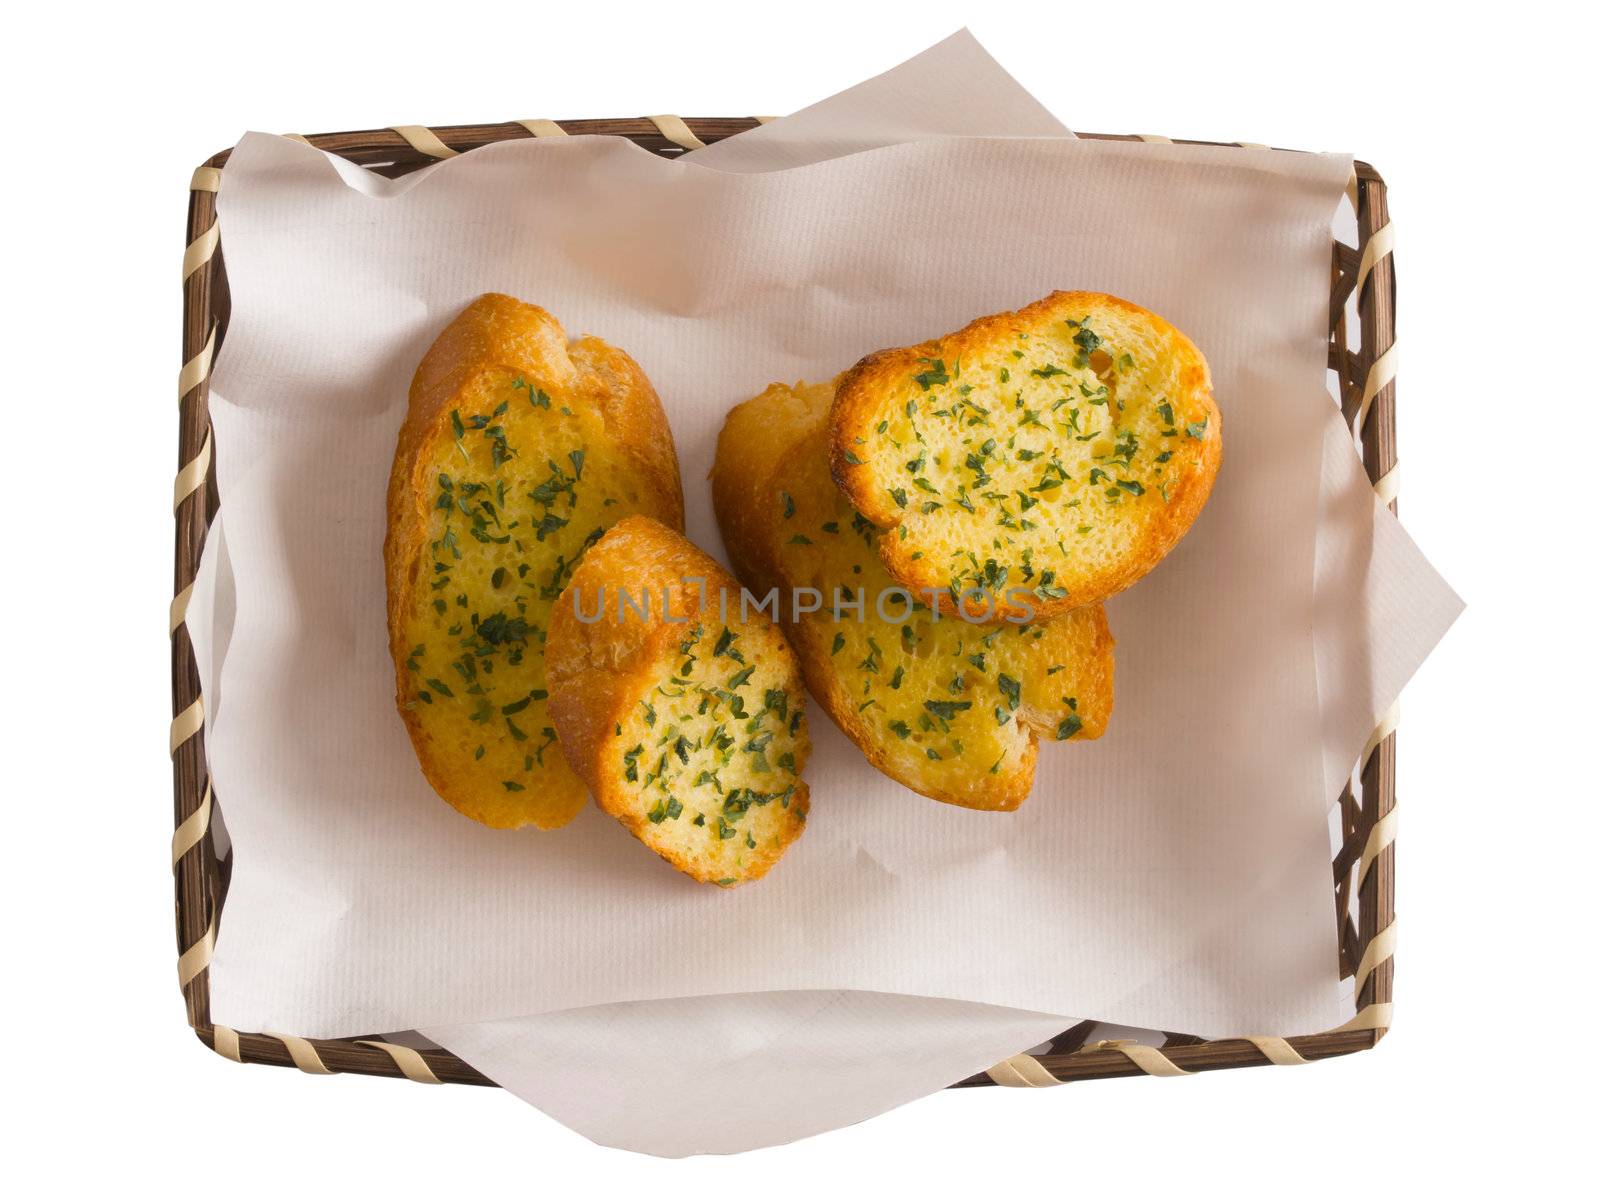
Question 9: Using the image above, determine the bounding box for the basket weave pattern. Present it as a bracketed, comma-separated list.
[172, 118, 1397, 1088]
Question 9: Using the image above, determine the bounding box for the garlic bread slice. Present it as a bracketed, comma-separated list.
[829, 291, 1219, 620]
[715, 381, 1113, 812]
[546, 516, 811, 885]
[386, 294, 683, 831]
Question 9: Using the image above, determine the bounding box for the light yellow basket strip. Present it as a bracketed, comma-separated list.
[1355, 221, 1395, 295]
[984, 1018, 1376, 1084]
[1102, 1040, 1191, 1077]
[1353, 921, 1397, 996]
[1361, 700, 1400, 772]
[515, 119, 568, 138]
[173, 430, 212, 512]
[270, 1034, 335, 1075]
[984, 1057, 1033, 1086]
[1242, 1036, 1308, 1066]
[170, 582, 194, 636]
[1358, 807, 1398, 884]
[1135, 134, 1174, 143]
[1353, 341, 1397, 439]
[211, 1024, 243, 1062]
[753, 115, 778, 124]
[190, 166, 221, 193]
[390, 125, 458, 159]
[171, 781, 213, 869]
[646, 114, 706, 150]
[179, 326, 216, 402]
[1335, 1002, 1393, 1033]
[1372, 462, 1400, 508]
[356, 1040, 443, 1084]
[177, 909, 216, 987]
[170, 697, 204, 755]
[183, 221, 220, 282]
[985, 1053, 1065, 1087]
[988, 1039, 1191, 1087]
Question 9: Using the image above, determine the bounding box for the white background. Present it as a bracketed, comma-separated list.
[5, 0, 1591, 1192]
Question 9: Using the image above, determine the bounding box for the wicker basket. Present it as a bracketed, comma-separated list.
[171, 117, 1397, 1090]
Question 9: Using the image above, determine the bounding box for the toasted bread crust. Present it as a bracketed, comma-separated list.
[715, 381, 1113, 812]
[829, 291, 1220, 620]
[546, 516, 811, 884]
[385, 294, 684, 830]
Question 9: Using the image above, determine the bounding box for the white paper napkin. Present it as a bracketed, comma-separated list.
[428, 992, 1069, 1157]
[688, 29, 1072, 173]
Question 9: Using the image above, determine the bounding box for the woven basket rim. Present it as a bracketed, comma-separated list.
[170, 117, 1397, 1089]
